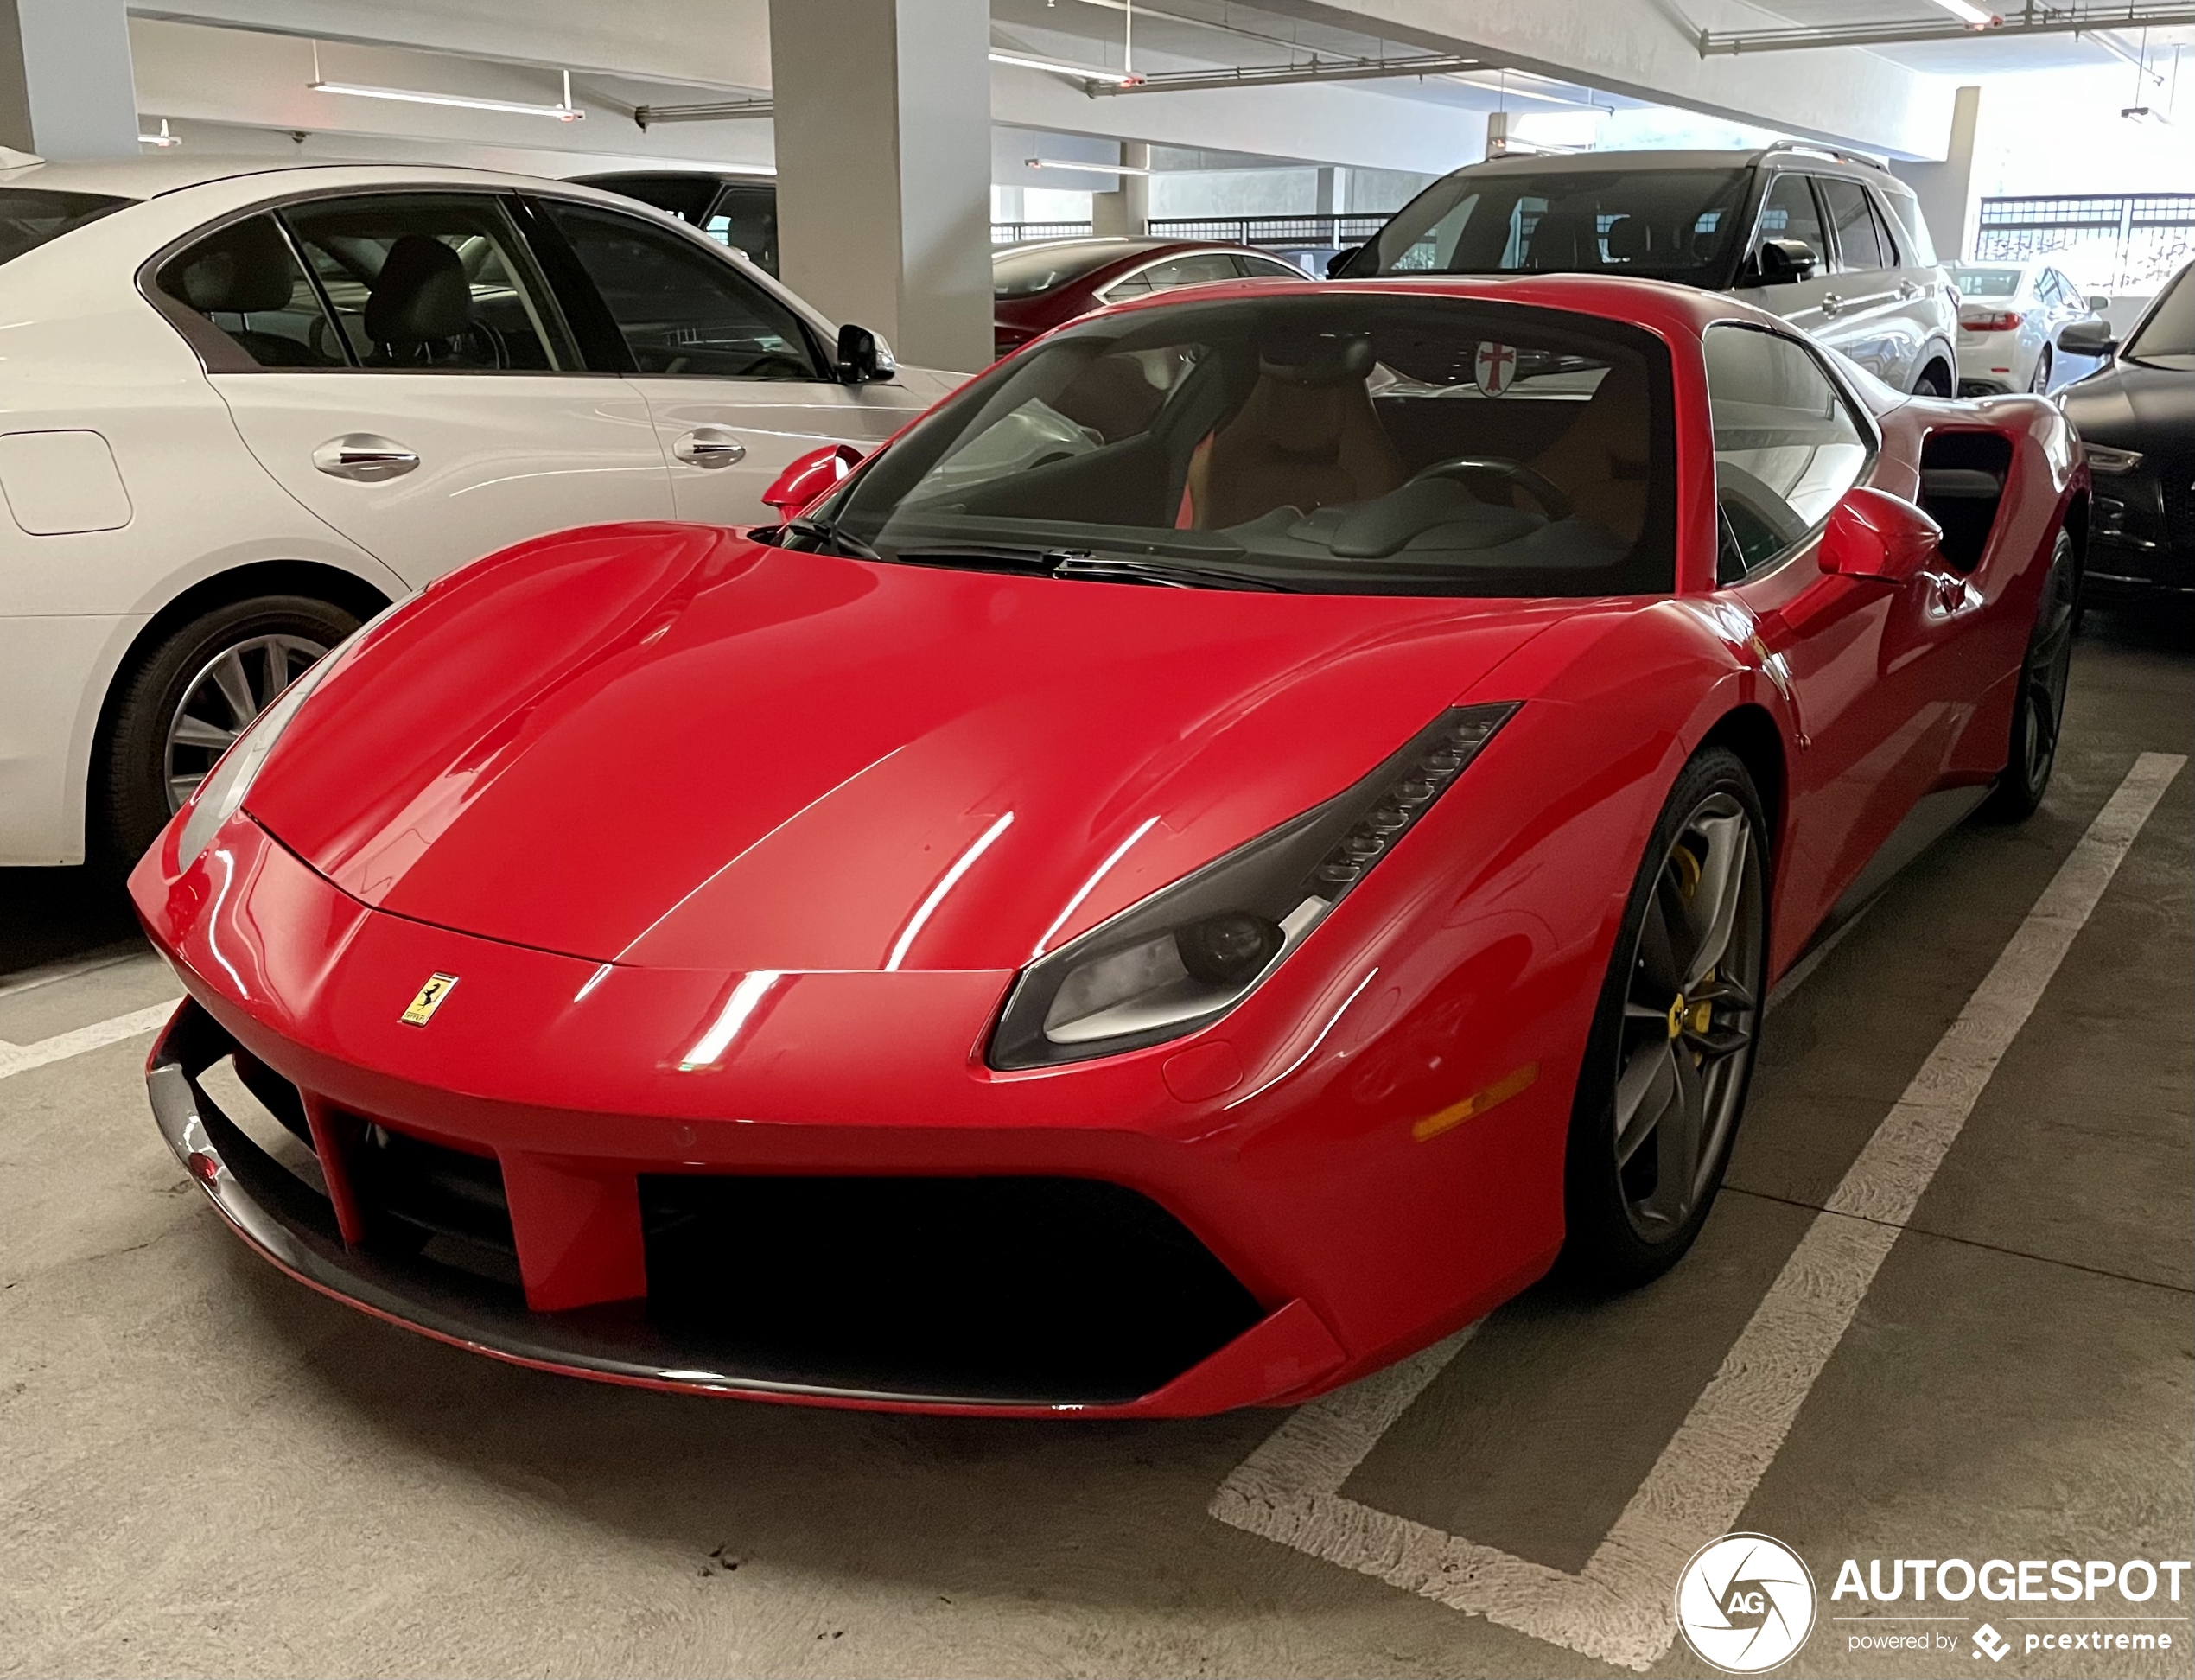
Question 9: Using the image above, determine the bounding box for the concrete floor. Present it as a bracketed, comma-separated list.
[2, 608, 2188, 1680]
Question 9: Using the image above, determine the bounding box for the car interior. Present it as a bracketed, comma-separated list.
[161, 196, 576, 372]
[837, 298, 1675, 596]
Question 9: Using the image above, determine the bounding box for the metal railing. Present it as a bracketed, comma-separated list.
[1146, 212, 1390, 249]
[1973, 194, 2195, 292]
[992, 220, 1094, 245]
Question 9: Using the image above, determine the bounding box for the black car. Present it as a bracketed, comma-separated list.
[2058, 262, 2195, 605]
[574, 171, 778, 276]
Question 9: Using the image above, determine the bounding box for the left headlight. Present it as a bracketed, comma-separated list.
[170, 595, 412, 869]
[988, 703, 1517, 1071]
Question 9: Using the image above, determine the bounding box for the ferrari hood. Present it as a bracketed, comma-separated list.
[249, 524, 1572, 972]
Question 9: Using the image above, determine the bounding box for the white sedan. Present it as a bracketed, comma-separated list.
[1948, 259, 2112, 396]
[0, 156, 956, 870]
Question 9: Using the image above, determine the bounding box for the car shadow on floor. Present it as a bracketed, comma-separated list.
[0, 863, 141, 977]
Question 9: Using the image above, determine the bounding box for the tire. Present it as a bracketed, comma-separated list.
[1913, 360, 1954, 399]
[2028, 347, 2053, 394]
[1562, 746, 1770, 1289]
[95, 594, 358, 871]
[1982, 530, 2077, 822]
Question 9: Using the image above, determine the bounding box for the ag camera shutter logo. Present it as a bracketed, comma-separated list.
[1676, 1531, 1818, 1672]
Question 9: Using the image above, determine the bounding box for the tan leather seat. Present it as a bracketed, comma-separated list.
[1526, 360, 1651, 542]
[1184, 359, 1405, 530]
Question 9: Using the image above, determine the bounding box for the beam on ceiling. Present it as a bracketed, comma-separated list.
[1240, 0, 1955, 157]
[1697, 3, 2195, 55]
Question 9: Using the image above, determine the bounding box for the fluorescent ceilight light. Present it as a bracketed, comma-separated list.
[1929, 0, 2001, 27]
[1028, 156, 1154, 175]
[1447, 72, 1601, 107]
[678, 970, 781, 1071]
[886, 812, 1015, 972]
[309, 55, 584, 121]
[989, 49, 1139, 85]
[311, 80, 586, 120]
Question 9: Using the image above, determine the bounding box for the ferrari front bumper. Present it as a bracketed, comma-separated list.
[147, 995, 1348, 1416]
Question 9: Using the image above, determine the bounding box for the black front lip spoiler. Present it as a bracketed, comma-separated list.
[144, 1001, 1120, 1411]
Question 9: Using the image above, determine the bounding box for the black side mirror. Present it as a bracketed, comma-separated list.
[1325, 244, 1365, 279]
[835, 322, 896, 384]
[2058, 318, 2118, 359]
[1750, 238, 1819, 286]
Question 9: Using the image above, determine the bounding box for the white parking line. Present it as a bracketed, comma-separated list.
[1212, 752, 2186, 1671]
[0, 944, 158, 1002]
[0, 1000, 182, 1082]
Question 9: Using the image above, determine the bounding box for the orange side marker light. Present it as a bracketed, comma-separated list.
[1411, 1062, 1539, 1143]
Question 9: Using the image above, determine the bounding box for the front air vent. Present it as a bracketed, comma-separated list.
[639, 1174, 1263, 1405]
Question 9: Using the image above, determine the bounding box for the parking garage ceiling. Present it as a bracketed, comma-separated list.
[120, 0, 2195, 170]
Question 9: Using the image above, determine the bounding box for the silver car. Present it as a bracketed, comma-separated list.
[1946, 258, 2112, 395]
[1336, 143, 1961, 398]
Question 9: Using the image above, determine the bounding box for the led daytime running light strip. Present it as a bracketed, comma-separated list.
[1304, 709, 1511, 897]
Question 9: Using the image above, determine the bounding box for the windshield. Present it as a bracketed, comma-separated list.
[994, 242, 1132, 299]
[1354, 168, 1749, 287]
[2123, 264, 2194, 366]
[797, 293, 1675, 598]
[1950, 266, 2021, 299]
[0, 188, 131, 265]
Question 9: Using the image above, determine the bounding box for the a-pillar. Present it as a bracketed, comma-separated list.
[1091, 140, 1151, 238]
[1891, 84, 1982, 263]
[768, 0, 994, 373]
[0, 0, 139, 161]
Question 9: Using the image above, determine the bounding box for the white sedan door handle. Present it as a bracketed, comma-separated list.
[673, 427, 747, 468]
[312, 433, 419, 482]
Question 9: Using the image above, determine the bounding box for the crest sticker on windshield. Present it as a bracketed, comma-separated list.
[1474, 341, 1519, 395]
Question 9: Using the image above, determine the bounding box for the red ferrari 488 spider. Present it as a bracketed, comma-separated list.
[134, 275, 2084, 1417]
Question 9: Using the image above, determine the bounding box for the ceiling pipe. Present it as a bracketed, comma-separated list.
[1698, 2, 2195, 54]
[1085, 53, 1492, 96]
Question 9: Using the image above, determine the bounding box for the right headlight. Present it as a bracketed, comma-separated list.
[988, 703, 1517, 1070]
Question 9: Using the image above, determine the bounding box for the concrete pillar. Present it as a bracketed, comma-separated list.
[768, 0, 993, 372]
[1314, 165, 1346, 216]
[0, 0, 139, 161]
[1891, 84, 1982, 263]
[1091, 140, 1150, 238]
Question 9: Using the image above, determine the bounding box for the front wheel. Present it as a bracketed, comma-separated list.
[1562, 747, 1770, 1289]
[1983, 530, 2077, 822]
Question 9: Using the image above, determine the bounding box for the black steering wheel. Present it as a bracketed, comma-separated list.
[1407, 455, 1572, 523]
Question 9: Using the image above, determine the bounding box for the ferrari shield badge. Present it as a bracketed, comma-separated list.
[401, 972, 459, 1027]
[1474, 340, 1519, 396]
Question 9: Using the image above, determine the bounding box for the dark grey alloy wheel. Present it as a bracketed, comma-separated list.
[1564, 747, 1768, 1286]
[1984, 529, 2077, 822]
[96, 595, 359, 870]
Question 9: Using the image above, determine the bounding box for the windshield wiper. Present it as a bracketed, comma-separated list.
[783, 518, 879, 559]
[877, 543, 1288, 592]
[890, 543, 1083, 570]
[1051, 555, 1290, 592]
